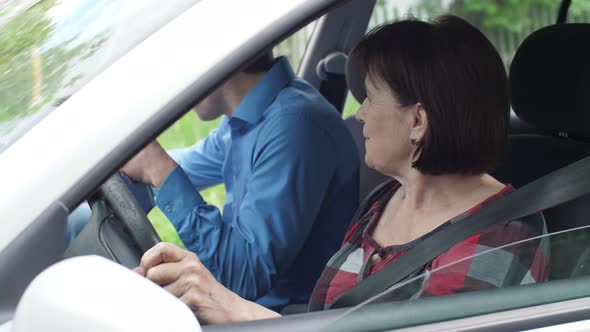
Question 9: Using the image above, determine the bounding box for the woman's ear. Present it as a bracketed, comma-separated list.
[410, 103, 428, 140]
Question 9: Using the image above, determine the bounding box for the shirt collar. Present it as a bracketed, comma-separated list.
[231, 56, 295, 124]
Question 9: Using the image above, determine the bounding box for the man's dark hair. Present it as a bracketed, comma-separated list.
[351, 15, 509, 175]
[243, 51, 275, 73]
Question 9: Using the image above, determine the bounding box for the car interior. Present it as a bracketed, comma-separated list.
[213, 1, 590, 328]
[62, 0, 590, 282]
[2, 0, 590, 331]
[341, 19, 590, 282]
[245, 0, 590, 329]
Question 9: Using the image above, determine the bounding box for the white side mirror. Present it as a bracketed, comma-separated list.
[11, 256, 201, 332]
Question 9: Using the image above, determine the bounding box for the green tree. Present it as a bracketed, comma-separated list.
[0, 0, 55, 121]
[447, 0, 555, 33]
[0, 0, 104, 122]
[408, 0, 564, 66]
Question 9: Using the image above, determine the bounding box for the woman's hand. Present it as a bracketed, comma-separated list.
[135, 242, 280, 324]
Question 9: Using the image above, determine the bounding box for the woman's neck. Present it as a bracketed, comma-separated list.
[372, 172, 506, 248]
[390, 170, 507, 224]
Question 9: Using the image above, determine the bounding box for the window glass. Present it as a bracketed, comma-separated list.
[153, 20, 319, 244]
[331, 225, 590, 327]
[0, 0, 199, 153]
[157, 18, 318, 211]
[332, 3, 590, 325]
[342, 0, 590, 119]
[154, 111, 223, 246]
[273, 20, 317, 71]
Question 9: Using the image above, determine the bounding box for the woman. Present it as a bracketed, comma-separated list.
[134, 15, 549, 324]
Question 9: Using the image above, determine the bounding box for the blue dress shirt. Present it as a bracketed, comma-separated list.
[157, 57, 359, 310]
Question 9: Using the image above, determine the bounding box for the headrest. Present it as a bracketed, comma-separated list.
[346, 51, 366, 104]
[510, 24, 590, 137]
[316, 52, 348, 80]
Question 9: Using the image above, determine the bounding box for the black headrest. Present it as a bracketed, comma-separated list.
[510, 24, 590, 137]
[345, 52, 366, 104]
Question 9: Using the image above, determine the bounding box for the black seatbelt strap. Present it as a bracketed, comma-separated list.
[332, 156, 590, 309]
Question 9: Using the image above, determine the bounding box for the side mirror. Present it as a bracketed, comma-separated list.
[11, 256, 200, 332]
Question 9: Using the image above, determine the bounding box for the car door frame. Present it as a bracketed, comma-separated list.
[0, 0, 347, 325]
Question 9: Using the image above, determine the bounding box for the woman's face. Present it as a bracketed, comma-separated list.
[355, 75, 423, 177]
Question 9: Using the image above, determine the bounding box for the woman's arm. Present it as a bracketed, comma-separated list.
[136, 242, 281, 325]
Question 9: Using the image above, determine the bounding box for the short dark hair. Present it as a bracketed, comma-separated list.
[352, 15, 509, 175]
[243, 50, 275, 73]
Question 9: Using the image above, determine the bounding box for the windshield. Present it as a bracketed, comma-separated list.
[0, 0, 199, 153]
[326, 224, 590, 330]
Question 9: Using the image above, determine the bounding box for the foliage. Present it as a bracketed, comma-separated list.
[447, 0, 555, 33]
[570, 0, 590, 17]
[0, 1, 55, 63]
[0, 1, 226, 244]
[0, 0, 104, 123]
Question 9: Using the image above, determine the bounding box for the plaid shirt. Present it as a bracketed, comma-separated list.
[309, 181, 550, 311]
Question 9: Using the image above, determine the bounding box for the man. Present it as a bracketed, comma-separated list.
[122, 53, 359, 311]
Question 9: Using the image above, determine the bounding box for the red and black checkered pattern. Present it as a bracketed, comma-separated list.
[309, 181, 550, 311]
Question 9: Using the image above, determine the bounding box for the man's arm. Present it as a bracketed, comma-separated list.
[167, 118, 228, 191]
[156, 113, 338, 300]
[122, 119, 227, 189]
[121, 141, 177, 187]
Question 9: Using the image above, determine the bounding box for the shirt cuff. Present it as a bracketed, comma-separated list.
[155, 165, 205, 227]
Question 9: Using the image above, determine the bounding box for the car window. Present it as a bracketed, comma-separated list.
[273, 19, 317, 71]
[341, 0, 590, 119]
[156, 20, 318, 210]
[0, 0, 199, 153]
[331, 224, 590, 327]
[151, 20, 319, 244]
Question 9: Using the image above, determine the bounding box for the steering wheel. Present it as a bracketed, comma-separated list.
[64, 174, 161, 268]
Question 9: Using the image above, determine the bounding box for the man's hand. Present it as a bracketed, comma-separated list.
[121, 141, 176, 188]
[135, 243, 281, 325]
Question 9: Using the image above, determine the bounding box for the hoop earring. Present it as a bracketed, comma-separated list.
[410, 138, 421, 146]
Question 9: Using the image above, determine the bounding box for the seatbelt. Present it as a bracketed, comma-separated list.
[351, 180, 397, 227]
[332, 156, 590, 309]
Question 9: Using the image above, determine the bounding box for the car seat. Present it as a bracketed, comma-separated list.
[493, 23, 590, 280]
